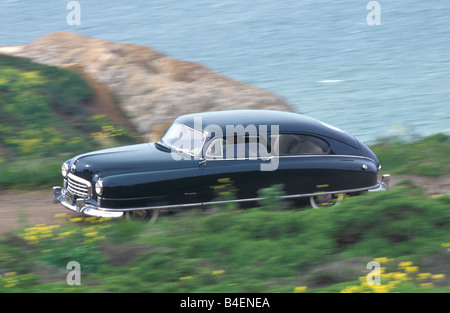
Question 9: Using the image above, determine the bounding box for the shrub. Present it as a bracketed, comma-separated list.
[257, 184, 286, 211]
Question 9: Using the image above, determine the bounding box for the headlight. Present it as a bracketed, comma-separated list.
[61, 162, 69, 178]
[95, 179, 103, 196]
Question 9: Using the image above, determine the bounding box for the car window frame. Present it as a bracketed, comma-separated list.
[161, 122, 207, 157]
[204, 134, 271, 161]
[271, 133, 331, 156]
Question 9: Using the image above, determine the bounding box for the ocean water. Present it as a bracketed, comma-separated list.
[1, 0, 449, 143]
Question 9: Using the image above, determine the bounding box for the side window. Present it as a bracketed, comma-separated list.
[205, 138, 224, 159]
[272, 134, 329, 155]
[205, 136, 270, 160]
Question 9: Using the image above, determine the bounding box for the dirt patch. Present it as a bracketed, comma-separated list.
[298, 257, 370, 288]
[0, 189, 79, 234]
[389, 173, 450, 197]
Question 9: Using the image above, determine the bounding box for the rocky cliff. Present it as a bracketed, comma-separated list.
[0, 32, 292, 140]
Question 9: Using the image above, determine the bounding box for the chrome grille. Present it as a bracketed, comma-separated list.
[67, 173, 92, 199]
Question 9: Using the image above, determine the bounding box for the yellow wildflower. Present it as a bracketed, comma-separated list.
[416, 273, 432, 280]
[340, 285, 362, 293]
[398, 261, 413, 268]
[383, 272, 393, 279]
[294, 286, 307, 293]
[392, 272, 409, 281]
[4, 272, 17, 277]
[420, 283, 433, 289]
[98, 217, 112, 223]
[22, 71, 41, 80]
[23, 236, 38, 242]
[369, 285, 389, 293]
[3, 278, 18, 284]
[360, 281, 369, 288]
[84, 232, 98, 237]
[179, 276, 192, 280]
[3, 284, 16, 288]
[404, 266, 419, 273]
[431, 274, 445, 280]
[374, 257, 392, 264]
[211, 270, 225, 275]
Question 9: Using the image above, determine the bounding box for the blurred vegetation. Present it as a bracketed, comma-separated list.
[0, 187, 449, 292]
[371, 133, 450, 177]
[0, 54, 136, 189]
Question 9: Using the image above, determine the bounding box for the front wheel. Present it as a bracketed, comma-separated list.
[126, 209, 159, 223]
[310, 193, 344, 208]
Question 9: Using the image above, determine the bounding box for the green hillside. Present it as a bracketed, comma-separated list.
[371, 133, 450, 178]
[0, 54, 135, 188]
[0, 187, 449, 293]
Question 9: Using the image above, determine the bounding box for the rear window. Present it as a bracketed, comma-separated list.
[272, 134, 329, 155]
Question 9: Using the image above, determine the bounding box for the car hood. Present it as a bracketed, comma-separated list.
[69, 142, 193, 180]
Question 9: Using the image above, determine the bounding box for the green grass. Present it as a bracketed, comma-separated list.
[371, 133, 450, 177]
[0, 54, 137, 189]
[1, 187, 449, 293]
[0, 54, 93, 158]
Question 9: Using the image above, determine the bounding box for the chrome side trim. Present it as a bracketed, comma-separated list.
[54, 175, 389, 217]
[202, 154, 379, 164]
[281, 184, 380, 200]
[96, 182, 384, 212]
[99, 202, 202, 212]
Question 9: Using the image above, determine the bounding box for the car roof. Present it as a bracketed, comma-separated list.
[175, 109, 359, 147]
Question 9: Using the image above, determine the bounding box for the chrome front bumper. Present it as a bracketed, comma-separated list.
[369, 174, 391, 192]
[53, 186, 123, 218]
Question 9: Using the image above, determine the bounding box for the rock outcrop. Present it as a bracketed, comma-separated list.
[0, 32, 292, 140]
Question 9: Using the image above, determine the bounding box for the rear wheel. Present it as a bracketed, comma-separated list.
[310, 193, 344, 208]
[126, 209, 159, 223]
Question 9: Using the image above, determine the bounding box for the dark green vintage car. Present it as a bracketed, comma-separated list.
[53, 110, 389, 222]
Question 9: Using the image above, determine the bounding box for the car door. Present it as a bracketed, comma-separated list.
[268, 133, 334, 196]
[200, 135, 277, 204]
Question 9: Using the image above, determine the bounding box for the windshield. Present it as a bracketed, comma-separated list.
[161, 122, 206, 156]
